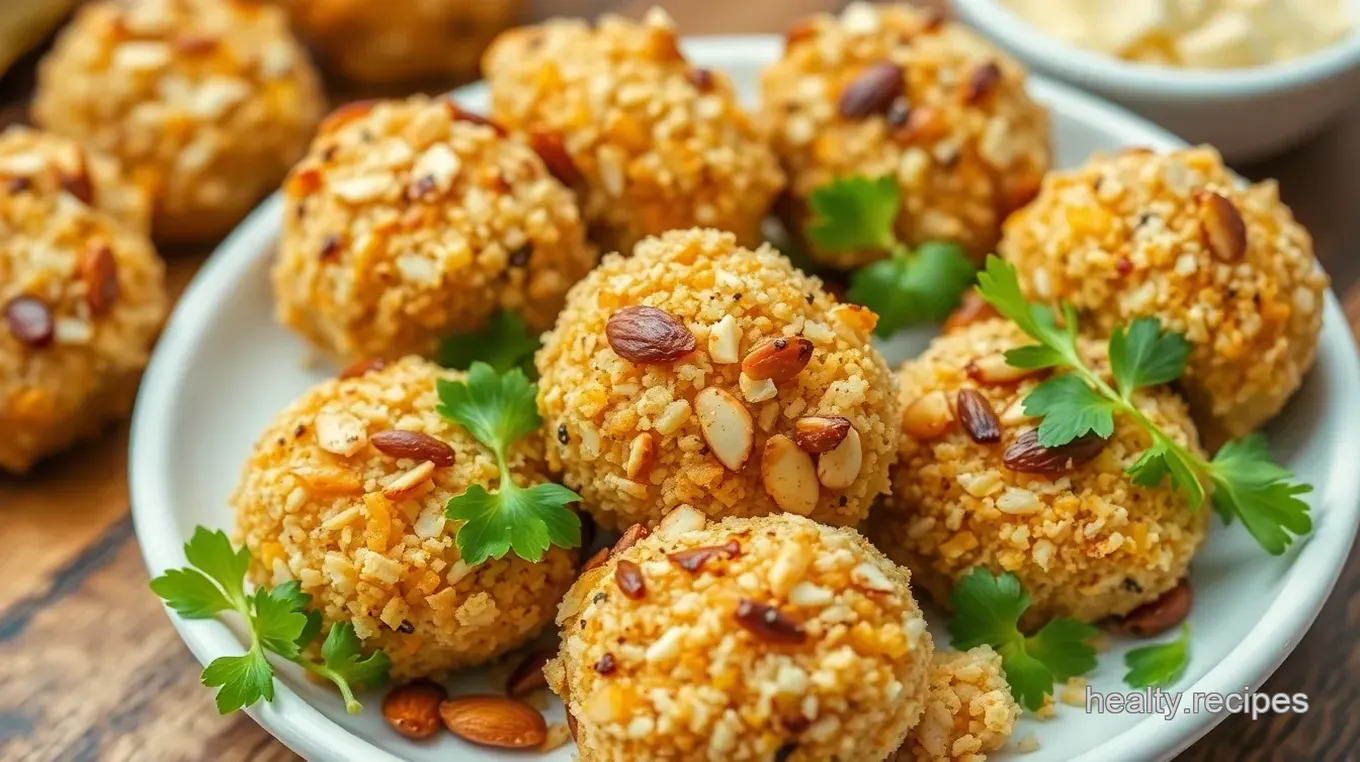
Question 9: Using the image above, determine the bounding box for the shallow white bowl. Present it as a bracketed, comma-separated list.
[130, 35, 1360, 762]
[954, 0, 1360, 162]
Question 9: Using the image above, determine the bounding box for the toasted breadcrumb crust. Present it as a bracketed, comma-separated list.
[273, 95, 596, 363]
[0, 126, 150, 235]
[546, 512, 933, 762]
[760, 2, 1051, 265]
[999, 146, 1327, 439]
[536, 228, 899, 531]
[0, 157, 165, 473]
[232, 357, 577, 680]
[275, 0, 520, 83]
[33, 0, 324, 242]
[483, 9, 785, 254]
[867, 320, 1208, 626]
[898, 646, 1019, 762]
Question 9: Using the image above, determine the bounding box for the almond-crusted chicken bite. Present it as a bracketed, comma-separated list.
[761, 2, 1050, 267]
[0, 130, 166, 473]
[483, 9, 785, 254]
[897, 646, 1020, 762]
[536, 228, 899, 531]
[272, 95, 596, 364]
[33, 0, 325, 242]
[998, 146, 1327, 439]
[547, 509, 934, 762]
[274, 0, 520, 83]
[866, 319, 1208, 626]
[233, 356, 578, 680]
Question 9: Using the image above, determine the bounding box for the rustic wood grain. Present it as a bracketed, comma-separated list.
[0, 1, 1357, 761]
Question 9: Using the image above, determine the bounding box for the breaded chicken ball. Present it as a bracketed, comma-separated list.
[272, 96, 596, 363]
[536, 228, 899, 531]
[898, 646, 1019, 762]
[999, 146, 1327, 439]
[547, 508, 934, 762]
[761, 2, 1050, 267]
[866, 319, 1209, 626]
[0, 137, 166, 474]
[483, 9, 785, 254]
[0, 126, 150, 234]
[33, 0, 324, 242]
[275, 0, 520, 83]
[233, 356, 578, 680]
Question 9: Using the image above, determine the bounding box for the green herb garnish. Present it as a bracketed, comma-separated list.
[150, 528, 390, 714]
[437, 311, 541, 377]
[948, 568, 1098, 710]
[807, 176, 976, 337]
[438, 361, 582, 565]
[975, 255, 1312, 554]
[1124, 623, 1191, 689]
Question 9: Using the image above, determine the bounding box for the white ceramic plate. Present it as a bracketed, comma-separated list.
[130, 35, 1360, 762]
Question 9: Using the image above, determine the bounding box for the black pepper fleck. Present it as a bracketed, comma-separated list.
[509, 245, 533, 267]
[838, 495, 848, 507]
[557, 423, 570, 445]
[592, 592, 607, 605]
[732, 293, 742, 301]
[805, 293, 815, 305]
[294, 424, 307, 437]
[1122, 577, 1144, 593]
[397, 620, 415, 634]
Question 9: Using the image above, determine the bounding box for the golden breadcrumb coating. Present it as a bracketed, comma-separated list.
[0, 154, 165, 473]
[275, 0, 520, 83]
[547, 510, 933, 762]
[867, 320, 1208, 626]
[484, 9, 785, 254]
[536, 228, 899, 531]
[33, 0, 324, 242]
[999, 145, 1327, 439]
[233, 356, 577, 680]
[273, 95, 596, 363]
[761, 2, 1050, 266]
[898, 646, 1020, 762]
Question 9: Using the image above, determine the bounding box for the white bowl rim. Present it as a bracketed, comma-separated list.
[129, 34, 1360, 762]
[954, 0, 1360, 97]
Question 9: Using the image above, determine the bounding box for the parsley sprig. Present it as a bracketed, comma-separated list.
[807, 176, 976, 337]
[1124, 624, 1191, 689]
[975, 256, 1312, 555]
[438, 311, 541, 378]
[438, 362, 582, 565]
[149, 528, 390, 714]
[948, 568, 1098, 710]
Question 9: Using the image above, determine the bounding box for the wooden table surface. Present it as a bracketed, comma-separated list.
[1, 2, 1358, 761]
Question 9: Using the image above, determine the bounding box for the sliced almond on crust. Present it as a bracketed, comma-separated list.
[762, 435, 819, 515]
[695, 386, 754, 471]
[817, 425, 862, 489]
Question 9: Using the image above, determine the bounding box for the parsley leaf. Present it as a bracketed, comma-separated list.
[202, 651, 274, 715]
[975, 255, 1313, 556]
[807, 175, 900, 253]
[150, 528, 390, 715]
[438, 311, 541, 378]
[1023, 375, 1117, 447]
[847, 241, 977, 337]
[438, 362, 582, 565]
[1109, 317, 1191, 400]
[148, 567, 233, 619]
[1208, 435, 1313, 554]
[808, 176, 976, 336]
[1124, 623, 1191, 689]
[316, 623, 393, 713]
[948, 568, 1097, 710]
